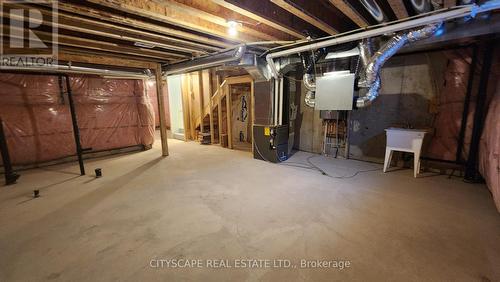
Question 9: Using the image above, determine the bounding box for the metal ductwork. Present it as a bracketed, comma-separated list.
[302, 49, 325, 108]
[227, 53, 270, 82]
[410, 0, 432, 14]
[357, 38, 375, 87]
[0, 64, 151, 79]
[305, 90, 315, 108]
[164, 46, 246, 76]
[360, 0, 387, 23]
[356, 22, 442, 108]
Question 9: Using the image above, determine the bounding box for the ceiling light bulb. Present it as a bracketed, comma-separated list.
[227, 20, 239, 37]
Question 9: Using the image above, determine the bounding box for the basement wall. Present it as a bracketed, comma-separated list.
[294, 51, 464, 162]
[293, 47, 500, 211]
[0, 73, 156, 166]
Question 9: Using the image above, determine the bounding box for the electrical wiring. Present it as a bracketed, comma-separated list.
[279, 154, 381, 179]
[254, 135, 380, 179]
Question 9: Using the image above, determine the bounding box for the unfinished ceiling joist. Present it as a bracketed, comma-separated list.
[53, 2, 230, 50]
[85, 0, 255, 43]
[209, 0, 306, 39]
[387, 0, 410, 19]
[327, 0, 370, 27]
[169, 0, 293, 40]
[270, 0, 339, 35]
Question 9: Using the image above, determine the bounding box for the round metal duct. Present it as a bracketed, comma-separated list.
[360, 0, 386, 23]
[410, 0, 432, 13]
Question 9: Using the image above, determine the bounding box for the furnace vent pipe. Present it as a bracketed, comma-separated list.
[356, 22, 442, 108]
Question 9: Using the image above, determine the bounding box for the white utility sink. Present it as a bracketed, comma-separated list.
[383, 128, 427, 178]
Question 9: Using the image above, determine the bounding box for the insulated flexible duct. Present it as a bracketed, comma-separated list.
[356, 22, 442, 108]
[303, 49, 326, 108]
[357, 38, 375, 87]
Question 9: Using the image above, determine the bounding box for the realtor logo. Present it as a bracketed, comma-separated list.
[1, 0, 58, 68]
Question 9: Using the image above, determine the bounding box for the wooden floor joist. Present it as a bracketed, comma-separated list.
[387, 0, 410, 19]
[86, 0, 257, 44]
[54, 2, 231, 50]
[270, 0, 338, 35]
[327, 0, 369, 27]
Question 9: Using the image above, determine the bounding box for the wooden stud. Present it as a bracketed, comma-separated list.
[209, 72, 215, 144]
[181, 74, 192, 141]
[155, 65, 169, 156]
[225, 83, 233, 149]
[217, 76, 223, 145]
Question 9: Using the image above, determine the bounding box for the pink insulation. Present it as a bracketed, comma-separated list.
[479, 49, 500, 212]
[479, 80, 500, 211]
[426, 51, 473, 161]
[146, 79, 170, 128]
[0, 73, 155, 165]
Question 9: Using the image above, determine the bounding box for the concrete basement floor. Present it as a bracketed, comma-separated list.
[0, 138, 499, 282]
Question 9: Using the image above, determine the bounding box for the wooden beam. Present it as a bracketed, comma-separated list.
[270, 0, 338, 35]
[6, 3, 205, 55]
[86, 0, 260, 43]
[387, 0, 409, 19]
[169, 0, 291, 41]
[327, 0, 369, 27]
[225, 83, 233, 149]
[2, 25, 179, 61]
[216, 0, 329, 38]
[344, 0, 379, 25]
[443, 0, 456, 8]
[56, 34, 181, 61]
[157, 0, 285, 41]
[156, 65, 169, 156]
[210, 0, 304, 39]
[58, 52, 157, 69]
[374, 0, 398, 21]
[54, 2, 230, 49]
[60, 47, 162, 64]
[225, 75, 254, 84]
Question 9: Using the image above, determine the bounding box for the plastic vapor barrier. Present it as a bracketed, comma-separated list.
[0, 73, 155, 166]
